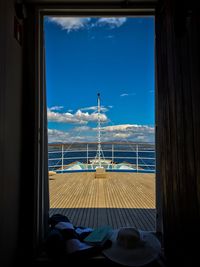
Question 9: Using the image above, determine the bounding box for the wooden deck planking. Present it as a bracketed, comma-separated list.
[49, 172, 156, 230]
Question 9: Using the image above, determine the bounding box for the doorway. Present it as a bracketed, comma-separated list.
[44, 15, 157, 231]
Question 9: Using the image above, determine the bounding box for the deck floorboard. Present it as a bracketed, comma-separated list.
[49, 172, 156, 230]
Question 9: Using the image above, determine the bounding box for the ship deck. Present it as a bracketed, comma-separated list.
[49, 172, 156, 230]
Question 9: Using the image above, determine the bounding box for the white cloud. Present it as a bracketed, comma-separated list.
[48, 17, 91, 32]
[75, 110, 107, 122]
[49, 106, 64, 111]
[48, 109, 85, 124]
[48, 127, 97, 143]
[80, 106, 99, 111]
[120, 93, 136, 97]
[101, 124, 155, 142]
[48, 129, 70, 143]
[97, 18, 127, 28]
[120, 93, 129, 97]
[80, 105, 109, 112]
[48, 123, 154, 143]
[73, 126, 91, 132]
[47, 17, 127, 32]
[113, 133, 132, 139]
[47, 108, 108, 124]
[101, 124, 141, 132]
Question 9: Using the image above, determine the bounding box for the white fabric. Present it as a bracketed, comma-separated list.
[75, 227, 93, 235]
[55, 222, 74, 230]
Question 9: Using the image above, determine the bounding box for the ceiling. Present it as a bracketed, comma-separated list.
[22, 0, 157, 15]
[24, 0, 158, 4]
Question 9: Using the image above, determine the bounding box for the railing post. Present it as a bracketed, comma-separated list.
[87, 144, 88, 170]
[136, 144, 138, 173]
[112, 144, 114, 170]
[61, 144, 64, 172]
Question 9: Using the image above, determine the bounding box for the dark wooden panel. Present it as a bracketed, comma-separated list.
[156, 0, 200, 265]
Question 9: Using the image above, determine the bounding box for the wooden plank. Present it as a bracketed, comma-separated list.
[49, 172, 156, 230]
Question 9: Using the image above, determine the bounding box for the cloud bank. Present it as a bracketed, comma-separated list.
[97, 18, 127, 28]
[49, 106, 64, 111]
[80, 105, 110, 112]
[48, 17, 127, 32]
[47, 108, 108, 124]
[120, 93, 136, 97]
[48, 17, 91, 32]
[48, 124, 154, 143]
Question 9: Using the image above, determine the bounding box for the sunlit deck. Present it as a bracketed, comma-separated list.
[49, 172, 156, 230]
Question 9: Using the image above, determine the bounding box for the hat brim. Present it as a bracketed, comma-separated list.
[102, 230, 161, 266]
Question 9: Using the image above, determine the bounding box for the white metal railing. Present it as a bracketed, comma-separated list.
[48, 143, 155, 173]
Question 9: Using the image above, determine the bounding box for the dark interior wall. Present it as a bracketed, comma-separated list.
[0, 0, 23, 266]
[0, 0, 200, 266]
[156, 0, 200, 265]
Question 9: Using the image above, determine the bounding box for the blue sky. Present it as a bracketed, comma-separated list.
[44, 16, 155, 143]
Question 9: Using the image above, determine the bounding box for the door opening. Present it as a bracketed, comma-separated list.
[44, 15, 157, 231]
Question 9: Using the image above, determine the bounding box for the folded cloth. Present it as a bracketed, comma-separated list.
[75, 226, 93, 240]
[54, 220, 93, 255]
[47, 214, 108, 259]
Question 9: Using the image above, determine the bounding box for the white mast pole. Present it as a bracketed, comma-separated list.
[97, 93, 101, 167]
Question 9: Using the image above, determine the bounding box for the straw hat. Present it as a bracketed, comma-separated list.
[102, 227, 161, 266]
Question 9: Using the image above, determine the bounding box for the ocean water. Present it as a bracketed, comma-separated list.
[48, 144, 155, 172]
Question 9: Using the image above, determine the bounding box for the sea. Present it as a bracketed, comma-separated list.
[48, 143, 155, 172]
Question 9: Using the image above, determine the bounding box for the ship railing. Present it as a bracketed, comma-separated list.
[48, 143, 155, 173]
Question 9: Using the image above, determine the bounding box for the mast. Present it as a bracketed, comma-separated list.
[97, 93, 101, 167]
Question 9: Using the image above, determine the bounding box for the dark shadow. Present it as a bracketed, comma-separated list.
[49, 208, 156, 231]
